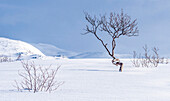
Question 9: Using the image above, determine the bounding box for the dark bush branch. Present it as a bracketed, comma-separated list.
[14, 61, 63, 93]
[132, 45, 168, 67]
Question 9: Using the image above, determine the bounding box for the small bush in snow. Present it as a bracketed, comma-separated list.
[14, 61, 64, 93]
[0, 56, 12, 62]
[132, 45, 168, 67]
[131, 51, 141, 67]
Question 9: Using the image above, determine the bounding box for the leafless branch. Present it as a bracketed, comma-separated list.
[14, 61, 63, 93]
[132, 45, 168, 67]
[84, 9, 138, 61]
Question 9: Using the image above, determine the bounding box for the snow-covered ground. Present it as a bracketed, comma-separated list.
[0, 58, 170, 101]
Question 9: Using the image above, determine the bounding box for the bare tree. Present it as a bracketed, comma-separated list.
[83, 9, 139, 71]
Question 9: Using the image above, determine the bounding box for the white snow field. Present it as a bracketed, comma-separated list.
[0, 58, 170, 101]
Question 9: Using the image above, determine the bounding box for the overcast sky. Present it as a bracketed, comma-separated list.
[0, 0, 170, 56]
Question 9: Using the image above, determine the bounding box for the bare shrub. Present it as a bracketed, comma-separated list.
[166, 59, 169, 64]
[132, 45, 168, 67]
[131, 51, 140, 67]
[14, 61, 64, 93]
[140, 57, 150, 67]
[165, 58, 169, 64]
[139, 45, 151, 67]
[159, 57, 164, 64]
[0, 56, 12, 62]
[159, 58, 168, 64]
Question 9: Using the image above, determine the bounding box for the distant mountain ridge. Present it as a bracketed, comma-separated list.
[69, 52, 110, 59]
[32, 43, 77, 57]
[0, 37, 131, 60]
[32, 43, 131, 59]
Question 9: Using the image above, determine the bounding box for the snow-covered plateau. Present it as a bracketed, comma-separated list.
[0, 58, 170, 101]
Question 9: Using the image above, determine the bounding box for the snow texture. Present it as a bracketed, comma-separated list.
[0, 59, 170, 101]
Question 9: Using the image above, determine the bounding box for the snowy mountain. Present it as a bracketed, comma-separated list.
[32, 43, 131, 59]
[69, 52, 110, 59]
[0, 37, 129, 60]
[0, 37, 45, 60]
[69, 52, 131, 59]
[32, 44, 110, 58]
[32, 43, 77, 57]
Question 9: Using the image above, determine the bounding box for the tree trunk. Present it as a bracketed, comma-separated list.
[119, 63, 123, 72]
[112, 39, 116, 59]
